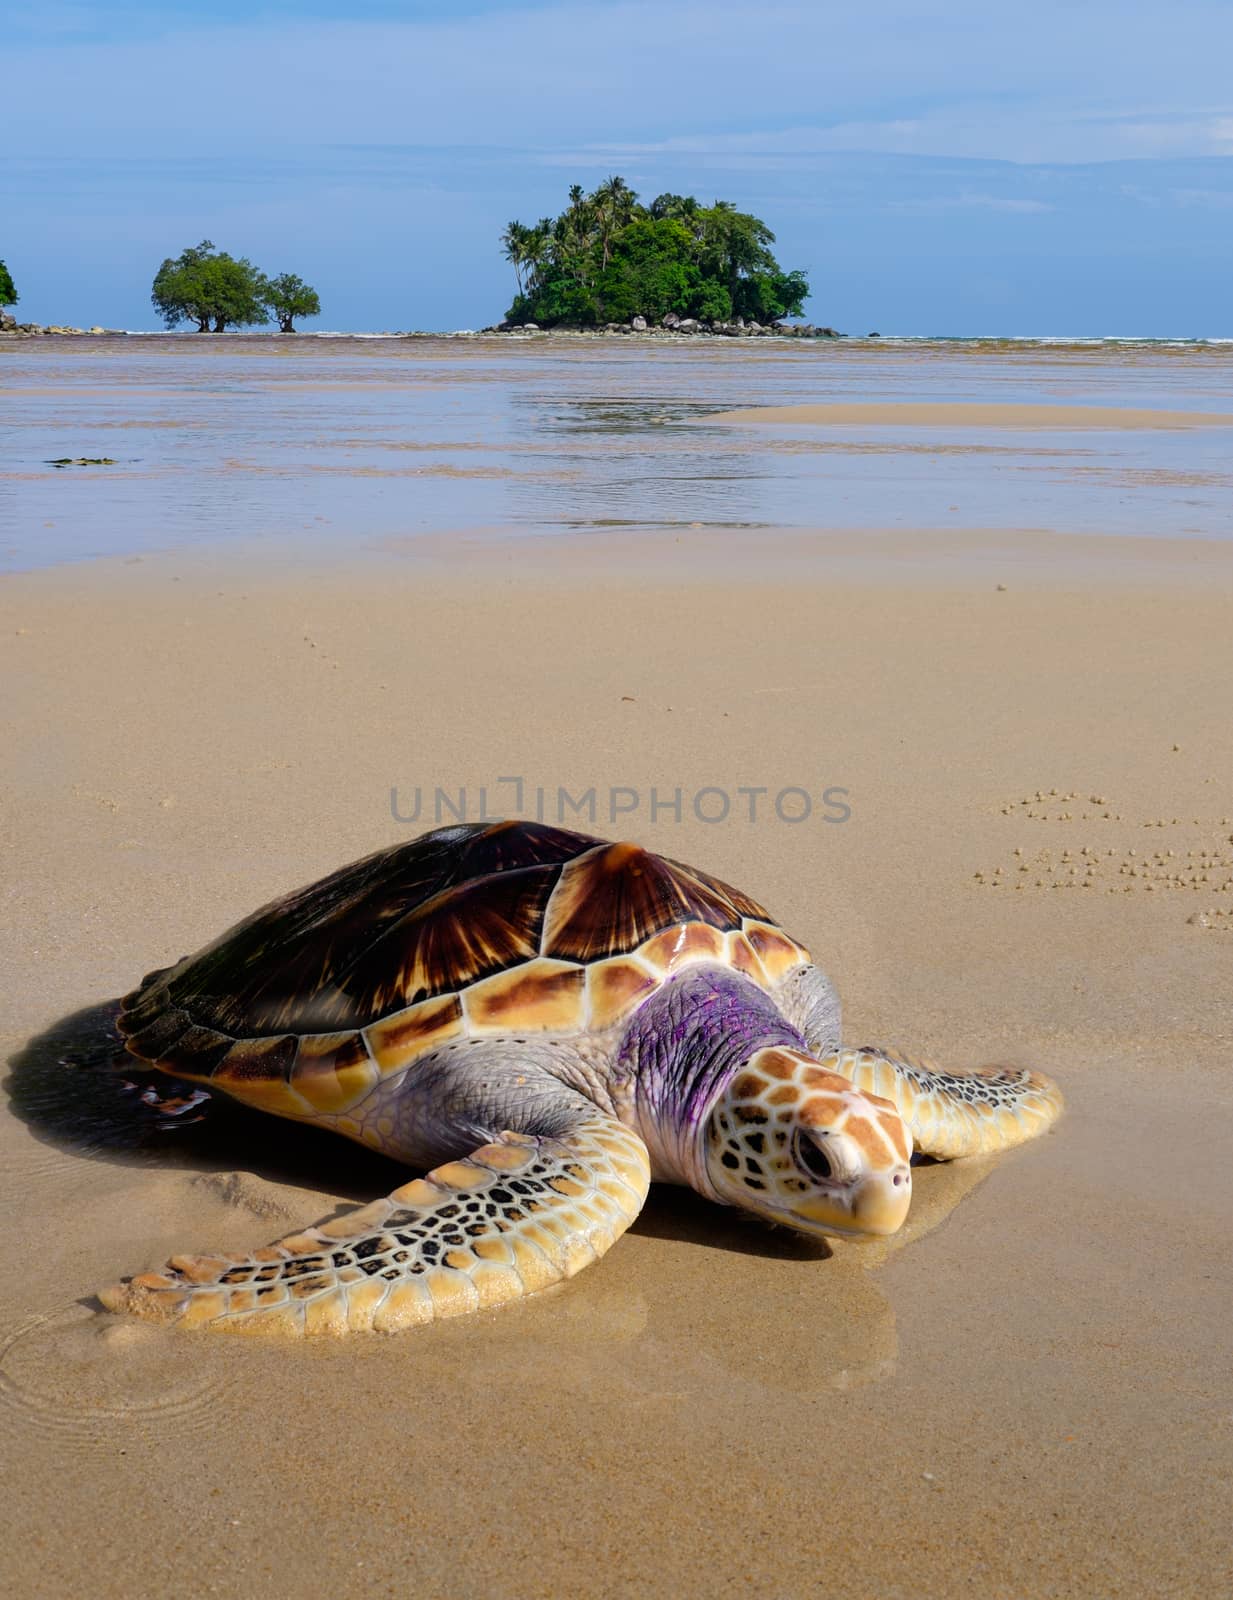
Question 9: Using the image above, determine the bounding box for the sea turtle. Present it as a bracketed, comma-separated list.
[101, 821, 1062, 1336]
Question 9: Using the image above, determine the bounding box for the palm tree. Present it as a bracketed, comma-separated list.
[500, 221, 532, 295]
[593, 175, 637, 268]
[523, 218, 555, 294]
[557, 188, 597, 286]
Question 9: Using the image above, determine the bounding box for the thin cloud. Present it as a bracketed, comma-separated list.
[887, 194, 1054, 215]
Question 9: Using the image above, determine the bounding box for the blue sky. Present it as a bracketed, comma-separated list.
[4, 1, 1232, 334]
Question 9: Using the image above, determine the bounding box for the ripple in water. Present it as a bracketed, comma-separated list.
[0, 1302, 239, 1448]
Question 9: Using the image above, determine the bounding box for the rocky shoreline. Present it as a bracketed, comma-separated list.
[0, 311, 127, 338]
[0, 309, 859, 341]
[484, 314, 846, 338]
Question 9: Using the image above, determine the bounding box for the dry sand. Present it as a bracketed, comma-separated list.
[2, 527, 1232, 1598]
[711, 400, 1233, 429]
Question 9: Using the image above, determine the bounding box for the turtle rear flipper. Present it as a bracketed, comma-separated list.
[98, 1114, 650, 1335]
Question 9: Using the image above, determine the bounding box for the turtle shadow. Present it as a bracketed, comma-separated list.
[3, 1000, 405, 1207]
[632, 1185, 832, 1261]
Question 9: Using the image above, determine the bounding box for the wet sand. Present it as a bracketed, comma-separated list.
[712, 401, 1233, 428]
[2, 527, 1231, 1597]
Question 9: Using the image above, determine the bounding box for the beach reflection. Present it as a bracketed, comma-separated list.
[4, 334, 1232, 570]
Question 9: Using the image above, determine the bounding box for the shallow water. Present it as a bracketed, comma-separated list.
[3, 333, 1233, 570]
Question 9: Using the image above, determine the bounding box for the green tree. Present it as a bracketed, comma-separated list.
[553, 187, 597, 290]
[151, 240, 218, 331]
[592, 174, 636, 268]
[502, 218, 557, 301]
[595, 217, 701, 323]
[648, 193, 700, 225]
[151, 241, 270, 332]
[501, 221, 532, 295]
[697, 203, 778, 315]
[263, 272, 321, 333]
[0, 259, 17, 309]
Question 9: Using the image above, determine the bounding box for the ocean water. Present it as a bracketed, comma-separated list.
[2, 333, 1232, 571]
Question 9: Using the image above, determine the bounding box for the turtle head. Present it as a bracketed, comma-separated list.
[704, 1047, 913, 1238]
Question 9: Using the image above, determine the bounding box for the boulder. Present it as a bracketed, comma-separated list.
[676, 318, 700, 333]
[630, 315, 648, 331]
[661, 313, 679, 328]
[522, 322, 539, 331]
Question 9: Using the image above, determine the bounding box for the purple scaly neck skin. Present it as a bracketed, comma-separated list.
[616, 966, 806, 1197]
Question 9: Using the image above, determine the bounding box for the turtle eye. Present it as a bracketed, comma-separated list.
[795, 1132, 833, 1183]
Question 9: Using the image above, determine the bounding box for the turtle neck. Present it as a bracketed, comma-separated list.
[617, 966, 806, 1196]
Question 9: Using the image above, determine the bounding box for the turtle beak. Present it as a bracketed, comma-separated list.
[790, 1166, 911, 1238]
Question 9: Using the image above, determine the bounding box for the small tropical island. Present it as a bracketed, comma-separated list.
[492, 177, 837, 337]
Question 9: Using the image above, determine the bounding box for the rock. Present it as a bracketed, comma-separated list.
[661, 313, 679, 328]
[90, 326, 104, 335]
[746, 321, 762, 333]
[868, 331, 881, 338]
[522, 321, 539, 331]
[676, 319, 700, 333]
[631, 315, 647, 331]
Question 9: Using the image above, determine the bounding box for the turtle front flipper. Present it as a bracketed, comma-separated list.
[98, 1115, 650, 1335]
[822, 1047, 1063, 1159]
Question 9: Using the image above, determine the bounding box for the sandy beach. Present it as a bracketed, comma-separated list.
[3, 485, 1232, 1594]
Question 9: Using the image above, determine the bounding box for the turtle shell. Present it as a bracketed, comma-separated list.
[118, 822, 810, 1121]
